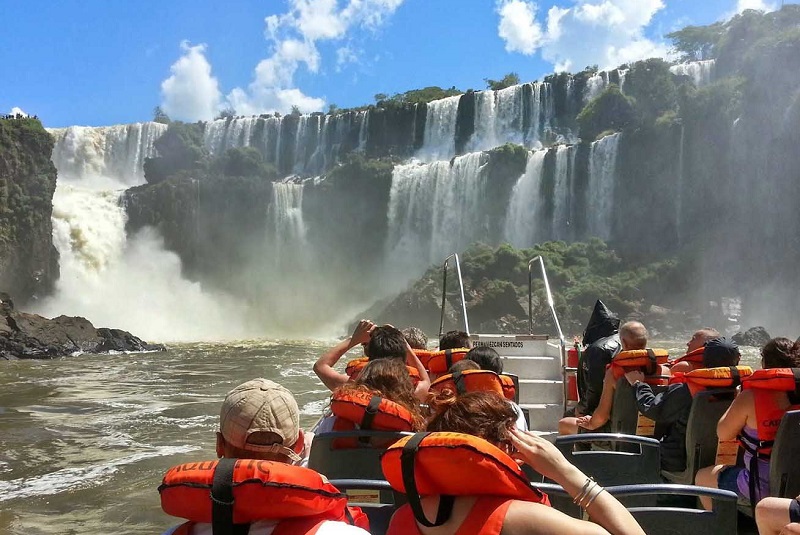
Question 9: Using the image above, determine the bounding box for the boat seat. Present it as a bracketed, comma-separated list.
[609, 378, 669, 438]
[606, 484, 738, 535]
[770, 409, 800, 498]
[329, 479, 402, 535]
[662, 389, 736, 485]
[555, 433, 661, 488]
[308, 431, 412, 480]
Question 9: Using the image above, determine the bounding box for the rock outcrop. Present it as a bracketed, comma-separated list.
[0, 295, 164, 360]
[732, 326, 771, 348]
[0, 117, 59, 304]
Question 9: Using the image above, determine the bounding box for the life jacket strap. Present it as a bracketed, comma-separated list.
[452, 371, 467, 395]
[401, 432, 455, 527]
[357, 395, 382, 444]
[211, 458, 251, 535]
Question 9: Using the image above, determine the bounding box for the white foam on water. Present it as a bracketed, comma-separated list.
[0, 445, 198, 503]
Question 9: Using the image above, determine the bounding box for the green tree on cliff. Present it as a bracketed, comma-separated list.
[577, 85, 636, 140]
[485, 72, 521, 90]
[143, 123, 207, 184]
[152, 106, 171, 124]
[667, 23, 725, 62]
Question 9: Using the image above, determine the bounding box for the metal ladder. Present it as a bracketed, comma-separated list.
[439, 254, 567, 438]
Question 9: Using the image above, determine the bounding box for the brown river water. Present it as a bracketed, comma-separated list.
[0, 339, 761, 534]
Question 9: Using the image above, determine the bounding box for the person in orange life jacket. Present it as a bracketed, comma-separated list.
[416, 391, 645, 535]
[573, 321, 669, 431]
[695, 337, 800, 510]
[162, 378, 369, 535]
[464, 345, 529, 431]
[403, 326, 429, 350]
[625, 337, 741, 474]
[756, 495, 800, 535]
[316, 358, 427, 435]
[670, 328, 720, 374]
[574, 300, 621, 422]
[313, 321, 430, 401]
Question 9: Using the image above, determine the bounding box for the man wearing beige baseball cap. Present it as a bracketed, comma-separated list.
[217, 378, 310, 465]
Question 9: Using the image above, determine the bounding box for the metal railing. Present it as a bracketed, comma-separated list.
[528, 255, 568, 408]
[438, 253, 470, 339]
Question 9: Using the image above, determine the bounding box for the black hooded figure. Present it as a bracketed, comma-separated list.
[576, 300, 621, 417]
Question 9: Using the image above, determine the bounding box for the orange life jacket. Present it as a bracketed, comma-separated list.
[737, 368, 800, 509]
[381, 432, 549, 533]
[416, 348, 470, 374]
[670, 366, 753, 396]
[387, 496, 513, 535]
[667, 347, 704, 370]
[159, 459, 368, 534]
[345, 357, 421, 384]
[610, 348, 670, 385]
[330, 389, 415, 448]
[430, 369, 515, 401]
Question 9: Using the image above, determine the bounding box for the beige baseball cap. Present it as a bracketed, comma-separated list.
[219, 378, 302, 462]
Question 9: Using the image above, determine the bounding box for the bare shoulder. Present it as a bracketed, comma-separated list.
[501, 500, 608, 535]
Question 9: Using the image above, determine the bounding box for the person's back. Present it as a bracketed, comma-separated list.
[384, 392, 645, 535]
[695, 337, 800, 509]
[576, 301, 621, 418]
[159, 379, 369, 535]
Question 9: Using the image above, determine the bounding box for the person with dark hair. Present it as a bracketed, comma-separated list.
[575, 300, 621, 421]
[463, 345, 528, 430]
[438, 330, 472, 351]
[466, 346, 503, 373]
[625, 337, 741, 473]
[413, 392, 646, 535]
[448, 359, 481, 374]
[313, 320, 430, 398]
[402, 327, 428, 350]
[695, 337, 800, 510]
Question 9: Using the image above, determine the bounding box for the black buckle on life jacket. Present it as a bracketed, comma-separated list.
[452, 371, 467, 395]
[730, 366, 742, 388]
[358, 395, 382, 444]
[401, 433, 454, 527]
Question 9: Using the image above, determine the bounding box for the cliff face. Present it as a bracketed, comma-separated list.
[0, 118, 59, 304]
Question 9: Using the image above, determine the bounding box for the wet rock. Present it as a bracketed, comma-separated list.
[732, 326, 771, 347]
[0, 297, 165, 360]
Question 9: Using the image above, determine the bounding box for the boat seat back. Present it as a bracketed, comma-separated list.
[329, 479, 402, 535]
[554, 433, 661, 487]
[610, 379, 669, 440]
[308, 431, 412, 480]
[770, 409, 800, 498]
[661, 389, 736, 485]
[607, 484, 738, 535]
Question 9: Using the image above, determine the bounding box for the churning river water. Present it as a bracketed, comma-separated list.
[0, 339, 761, 535]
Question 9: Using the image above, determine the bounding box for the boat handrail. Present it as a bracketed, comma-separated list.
[528, 255, 568, 409]
[439, 253, 470, 339]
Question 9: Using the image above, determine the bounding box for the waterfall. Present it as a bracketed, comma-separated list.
[552, 144, 576, 240]
[385, 152, 487, 280]
[203, 112, 367, 177]
[670, 60, 715, 87]
[468, 83, 553, 153]
[48, 122, 167, 186]
[676, 123, 685, 245]
[618, 69, 629, 93]
[503, 150, 548, 248]
[587, 133, 620, 240]
[418, 95, 461, 161]
[270, 181, 308, 266]
[585, 72, 608, 102]
[32, 175, 253, 341]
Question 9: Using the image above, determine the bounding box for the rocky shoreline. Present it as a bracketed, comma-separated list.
[0, 295, 164, 360]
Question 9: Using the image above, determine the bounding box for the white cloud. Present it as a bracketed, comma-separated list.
[10, 107, 28, 117]
[497, 0, 544, 54]
[223, 0, 405, 115]
[160, 42, 222, 122]
[495, 0, 669, 72]
[735, 0, 777, 14]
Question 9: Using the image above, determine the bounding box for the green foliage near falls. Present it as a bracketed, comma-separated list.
[667, 23, 725, 62]
[373, 86, 463, 109]
[485, 72, 521, 91]
[577, 85, 636, 141]
[365, 240, 691, 336]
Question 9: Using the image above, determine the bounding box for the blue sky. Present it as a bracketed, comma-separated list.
[0, 0, 775, 127]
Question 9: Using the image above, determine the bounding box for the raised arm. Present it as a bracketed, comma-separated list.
[313, 319, 374, 391]
[405, 342, 431, 402]
[509, 428, 646, 535]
